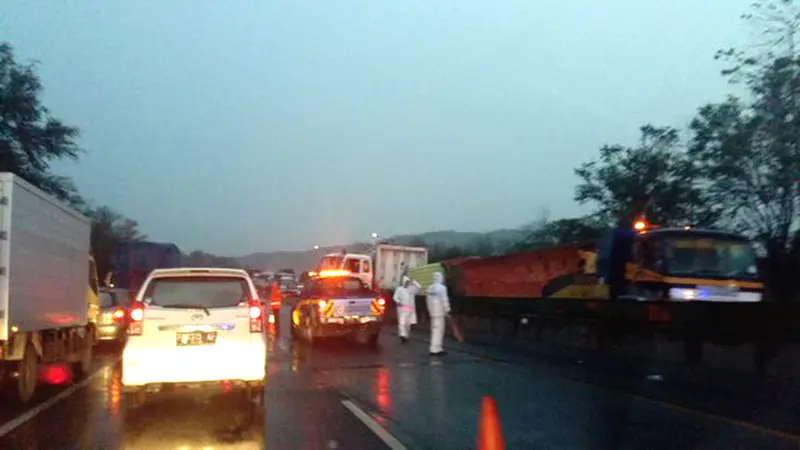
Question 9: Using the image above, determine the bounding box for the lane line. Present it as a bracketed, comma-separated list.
[341, 399, 408, 450]
[0, 363, 110, 438]
[390, 330, 800, 442]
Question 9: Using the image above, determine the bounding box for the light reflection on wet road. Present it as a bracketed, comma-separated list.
[0, 305, 799, 448]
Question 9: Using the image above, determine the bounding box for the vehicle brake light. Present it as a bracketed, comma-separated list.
[249, 299, 263, 333]
[377, 297, 386, 306]
[128, 302, 145, 336]
[113, 309, 125, 320]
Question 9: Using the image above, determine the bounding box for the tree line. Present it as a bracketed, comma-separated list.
[0, 42, 144, 281]
[419, 2, 800, 301]
[5, 1, 798, 298]
[573, 0, 800, 301]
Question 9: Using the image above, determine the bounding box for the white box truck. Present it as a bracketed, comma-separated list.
[316, 244, 429, 293]
[0, 173, 97, 403]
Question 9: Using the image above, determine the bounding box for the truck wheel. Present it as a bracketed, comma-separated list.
[247, 384, 265, 405]
[73, 329, 93, 379]
[302, 315, 317, 345]
[15, 342, 37, 404]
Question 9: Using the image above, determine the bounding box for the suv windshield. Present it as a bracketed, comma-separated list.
[143, 276, 250, 308]
[665, 237, 759, 279]
[309, 277, 371, 297]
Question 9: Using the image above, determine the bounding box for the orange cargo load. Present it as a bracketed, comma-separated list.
[444, 243, 593, 298]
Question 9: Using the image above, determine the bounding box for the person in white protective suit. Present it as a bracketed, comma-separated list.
[393, 276, 421, 343]
[426, 271, 451, 356]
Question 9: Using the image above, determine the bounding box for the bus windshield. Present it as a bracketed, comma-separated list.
[664, 237, 759, 279]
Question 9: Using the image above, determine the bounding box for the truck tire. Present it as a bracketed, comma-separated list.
[15, 341, 37, 404]
[73, 328, 93, 379]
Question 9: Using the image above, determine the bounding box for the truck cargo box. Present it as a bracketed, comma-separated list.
[0, 173, 91, 340]
[443, 243, 591, 298]
[374, 244, 428, 290]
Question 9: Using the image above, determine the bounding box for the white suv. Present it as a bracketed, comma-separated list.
[121, 268, 267, 407]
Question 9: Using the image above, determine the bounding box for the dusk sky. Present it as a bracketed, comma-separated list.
[2, 1, 751, 255]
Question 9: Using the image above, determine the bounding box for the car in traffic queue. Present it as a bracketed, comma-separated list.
[120, 268, 267, 409]
[290, 271, 386, 347]
[96, 287, 133, 344]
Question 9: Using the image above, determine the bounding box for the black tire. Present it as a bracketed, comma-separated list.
[303, 314, 317, 346]
[73, 328, 93, 379]
[247, 385, 265, 405]
[15, 341, 37, 404]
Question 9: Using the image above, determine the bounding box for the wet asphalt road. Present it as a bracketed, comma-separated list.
[1, 306, 800, 449]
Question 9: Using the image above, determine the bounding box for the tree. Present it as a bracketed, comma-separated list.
[695, 0, 800, 248]
[468, 234, 495, 257]
[510, 215, 605, 252]
[86, 206, 145, 282]
[690, 0, 800, 300]
[182, 250, 241, 268]
[428, 244, 467, 263]
[574, 125, 718, 228]
[407, 237, 427, 247]
[0, 42, 83, 205]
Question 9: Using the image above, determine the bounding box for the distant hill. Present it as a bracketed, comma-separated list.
[390, 229, 525, 248]
[235, 228, 527, 272]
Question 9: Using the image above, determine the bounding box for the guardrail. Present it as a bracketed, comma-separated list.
[407, 295, 800, 371]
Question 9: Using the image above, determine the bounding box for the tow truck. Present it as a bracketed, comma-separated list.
[290, 271, 386, 347]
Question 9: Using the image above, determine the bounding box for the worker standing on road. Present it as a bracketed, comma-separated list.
[426, 272, 450, 356]
[393, 276, 421, 344]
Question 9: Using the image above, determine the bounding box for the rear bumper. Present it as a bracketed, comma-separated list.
[121, 340, 267, 388]
[313, 319, 382, 338]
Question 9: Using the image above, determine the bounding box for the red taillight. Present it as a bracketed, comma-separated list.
[249, 300, 263, 333]
[112, 309, 125, 320]
[130, 307, 144, 322]
[128, 303, 145, 336]
[377, 297, 386, 307]
[41, 364, 71, 385]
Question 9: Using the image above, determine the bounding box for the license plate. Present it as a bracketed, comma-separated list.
[176, 331, 217, 346]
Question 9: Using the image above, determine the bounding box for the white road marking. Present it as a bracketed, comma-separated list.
[0, 364, 108, 438]
[341, 399, 408, 450]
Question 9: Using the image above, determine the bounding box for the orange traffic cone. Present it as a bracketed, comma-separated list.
[477, 395, 505, 450]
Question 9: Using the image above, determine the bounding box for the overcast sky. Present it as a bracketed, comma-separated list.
[2, 0, 752, 255]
